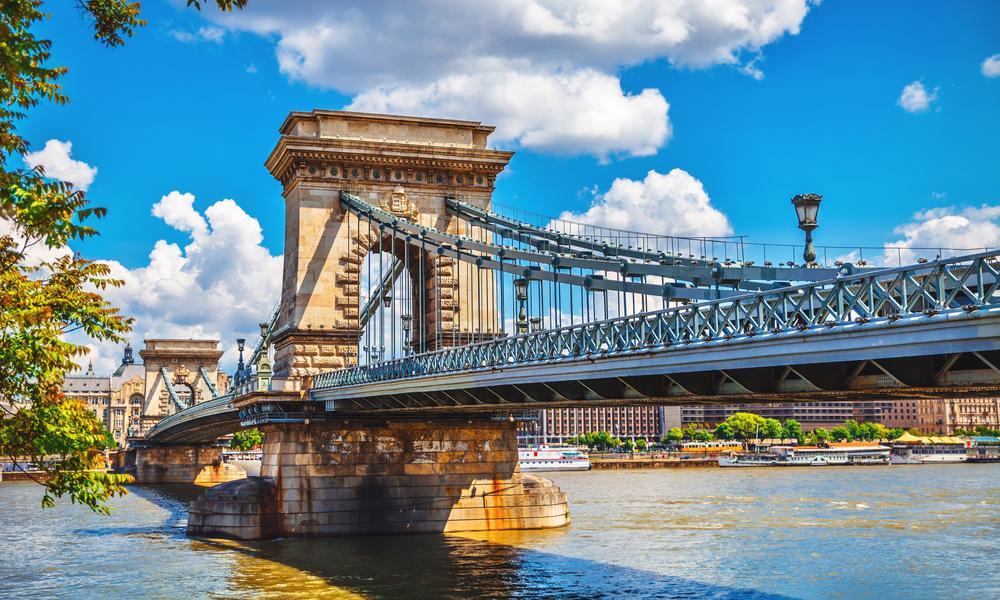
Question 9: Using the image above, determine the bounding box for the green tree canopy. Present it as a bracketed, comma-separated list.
[0, 0, 246, 513]
[662, 428, 683, 444]
[719, 412, 767, 440]
[714, 422, 736, 440]
[230, 428, 263, 451]
[782, 419, 805, 443]
[762, 418, 783, 440]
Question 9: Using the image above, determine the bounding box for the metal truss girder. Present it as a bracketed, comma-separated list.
[973, 351, 1000, 375]
[544, 381, 586, 401]
[511, 382, 555, 403]
[622, 375, 669, 397]
[871, 356, 937, 387]
[577, 378, 625, 400]
[488, 385, 531, 403]
[722, 367, 783, 393]
[667, 372, 722, 396]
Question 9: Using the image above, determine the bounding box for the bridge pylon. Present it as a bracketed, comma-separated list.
[264, 110, 512, 387]
[186, 415, 569, 539]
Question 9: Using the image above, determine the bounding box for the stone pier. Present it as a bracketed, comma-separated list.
[134, 444, 246, 485]
[187, 417, 570, 539]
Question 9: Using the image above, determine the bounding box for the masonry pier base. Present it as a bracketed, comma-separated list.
[186, 416, 570, 540]
[133, 445, 246, 485]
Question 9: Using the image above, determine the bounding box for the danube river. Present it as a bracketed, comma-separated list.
[1, 465, 997, 599]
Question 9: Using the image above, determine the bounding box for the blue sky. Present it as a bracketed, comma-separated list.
[18, 0, 999, 371]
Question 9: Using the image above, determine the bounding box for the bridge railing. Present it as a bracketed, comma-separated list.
[144, 393, 234, 440]
[312, 251, 1000, 390]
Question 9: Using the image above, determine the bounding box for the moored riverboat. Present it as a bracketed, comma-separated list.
[770, 443, 891, 466]
[717, 454, 778, 467]
[719, 442, 891, 467]
[519, 445, 591, 471]
[889, 433, 969, 464]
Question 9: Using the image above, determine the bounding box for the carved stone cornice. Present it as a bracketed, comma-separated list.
[265, 125, 513, 196]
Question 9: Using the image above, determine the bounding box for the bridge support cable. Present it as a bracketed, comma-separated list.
[199, 367, 219, 398]
[160, 366, 189, 412]
[343, 192, 861, 290]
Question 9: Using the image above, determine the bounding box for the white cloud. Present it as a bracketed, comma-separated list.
[71, 192, 282, 374]
[897, 80, 938, 113]
[23, 139, 98, 191]
[883, 204, 1000, 265]
[151, 191, 208, 239]
[201, 0, 814, 159]
[170, 25, 226, 44]
[983, 54, 1000, 78]
[552, 168, 733, 237]
[245, 63, 258, 74]
[349, 66, 670, 161]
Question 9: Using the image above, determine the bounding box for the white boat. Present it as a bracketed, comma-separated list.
[890, 444, 968, 464]
[717, 454, 778, 467]
[719, 444, 891, 467]
[772, 444, 890, 466]
[519, 446, 591, 472]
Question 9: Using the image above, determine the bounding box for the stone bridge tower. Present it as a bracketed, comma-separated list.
[264, 110, 513, 381]
[138, 339, 225, 424]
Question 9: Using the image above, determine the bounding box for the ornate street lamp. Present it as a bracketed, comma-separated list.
[529, 316, 542, 333]
[791, 193, 822, 264]
[513, 277, 529, 334]
[236, 338, 246, 379]
[400, 313, 413, 355]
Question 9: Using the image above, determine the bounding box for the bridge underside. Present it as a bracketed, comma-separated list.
[137, 408, 243, 445]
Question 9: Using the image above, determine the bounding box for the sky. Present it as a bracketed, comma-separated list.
[16, 0, 1000, 373]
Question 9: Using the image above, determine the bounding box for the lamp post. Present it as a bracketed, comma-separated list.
[529, 316, 542, 333]
[400, 313, 413, 355]
[791, 193, 822, 264]
[514, 277, 529, 334]
[236, 338, 246, 381]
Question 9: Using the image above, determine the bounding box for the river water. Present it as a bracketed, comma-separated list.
[1, 464, 997, 599]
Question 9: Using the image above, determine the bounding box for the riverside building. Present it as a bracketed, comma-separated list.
[519, 398, 1000, 446]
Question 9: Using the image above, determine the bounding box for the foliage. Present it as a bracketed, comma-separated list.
[229, 428, 263, 451]
[635, 438, 647, 451]
[714, 422, 735, 440]
[568, 431, 627, 451]
[782, 419, 804, 443]
[955, 426, 1000, 437]
[716, 412, 767, 440]
[761, 418, 783, 440]
[812, 427, 832, 442]
[661, 427, 683, 444]
[0, 0, 245, 513]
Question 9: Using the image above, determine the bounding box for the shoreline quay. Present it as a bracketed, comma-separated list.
[589, 457, 719, 469]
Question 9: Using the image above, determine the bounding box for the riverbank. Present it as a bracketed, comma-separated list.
[590, 456, 718, 469]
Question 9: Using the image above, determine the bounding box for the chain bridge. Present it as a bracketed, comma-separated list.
[133, 110, 1000, 540]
